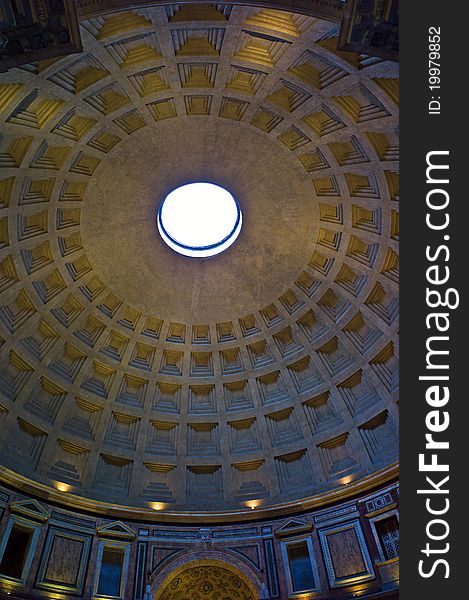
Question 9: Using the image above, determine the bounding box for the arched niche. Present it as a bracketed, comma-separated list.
[152, 550, 262, 599]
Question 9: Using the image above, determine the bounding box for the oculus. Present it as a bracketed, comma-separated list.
[157, 182, 242, 258]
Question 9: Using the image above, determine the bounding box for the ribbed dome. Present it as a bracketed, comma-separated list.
[0, 3, 399, 513]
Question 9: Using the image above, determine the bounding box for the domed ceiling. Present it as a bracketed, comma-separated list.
[0, 3, 399, 514]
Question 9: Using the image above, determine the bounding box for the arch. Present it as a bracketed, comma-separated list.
[151, 549, 262, 599]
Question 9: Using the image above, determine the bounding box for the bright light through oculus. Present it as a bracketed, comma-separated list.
[157, 182, 242, 258]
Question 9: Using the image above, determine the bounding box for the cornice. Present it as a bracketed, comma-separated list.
[0, 462, 398, 524]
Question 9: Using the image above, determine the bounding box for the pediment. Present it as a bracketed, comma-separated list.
[9, 499, 49, 523]
[97, 520, 136, 540]
[275, 518, 312, 537]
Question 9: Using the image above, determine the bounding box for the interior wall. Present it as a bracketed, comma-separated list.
[0, 481, 399, 599]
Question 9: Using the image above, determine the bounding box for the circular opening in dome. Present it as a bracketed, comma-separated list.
[157, 182, 242, 258]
